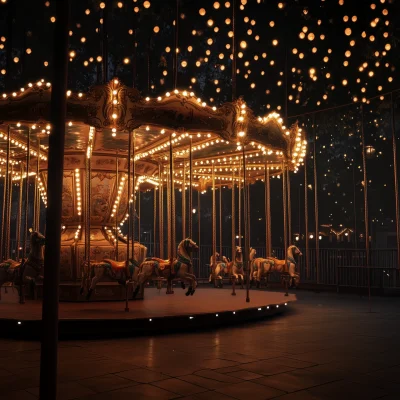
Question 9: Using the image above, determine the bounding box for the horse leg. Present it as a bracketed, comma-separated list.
[186, 272, 197, 295]
[86, 273, 102, 300]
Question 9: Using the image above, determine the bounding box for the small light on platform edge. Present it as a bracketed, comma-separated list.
[267, 306, 270, 309]
[285, 303, 288, 306]
[276, 305, 279, 308]
[233, 311, 236, 315]
[189, 316, 194, 319]
[149, 319, 152, 322]
[215, 314, 218, 317]
[17, 321, 22, 325]
[258, 308, 262, 311]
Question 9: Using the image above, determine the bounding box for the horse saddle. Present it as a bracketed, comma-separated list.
[0, 259, 21, 270]
[103, 259, 127, 269]
[144, 257, 172, 271]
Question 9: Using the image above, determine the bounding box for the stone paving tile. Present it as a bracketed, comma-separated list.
[215, 380, 286, 400]
[227, 370, 264, 380]
[0, 390, 38, 400]
[153, 378, 208, 396]
[239, 359, 296, 376]
[253, 368, 342, 393]
[214, 365, 243, 374]
[177, 392, 237, 400]
[27, 382, 96, 400]
[179, 374, 232, 390]
[78, 373, 138, 393]
[308, 380, 388, 400]
[367, 366, 400, 384]
[195, 369, 242, 383]
[349, 372, 400, 394]
[116, 368, 169, 383]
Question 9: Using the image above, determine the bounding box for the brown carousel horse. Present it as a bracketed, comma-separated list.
[80, 242, 147, 300]
[214, 246, 247, 288]
[209, 252, 229, 288]
[0, 231, 46, 303]
[133, 238, 198, 298]
[250, 245, 302, 289]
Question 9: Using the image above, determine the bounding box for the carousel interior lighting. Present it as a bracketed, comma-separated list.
[110, 175, 126, 219]
[37, 176, 47, 207]
[74, 226, 81, 240]
[75, 169, 82, 216]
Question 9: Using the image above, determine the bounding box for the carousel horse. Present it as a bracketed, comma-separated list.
[250, 245, 301, 289]
[230, 247, 256, 288]
[133, 238, 198, 298]
[80, 241, 147, 300]
[0, 231, 46, 303]
[214, 246, 243, 288]
[209, 252, 229, 288]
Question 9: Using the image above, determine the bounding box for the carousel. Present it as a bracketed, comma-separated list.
[0, 78, 305, 334]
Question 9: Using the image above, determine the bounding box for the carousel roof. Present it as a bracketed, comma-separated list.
[0, 79, 306, 190]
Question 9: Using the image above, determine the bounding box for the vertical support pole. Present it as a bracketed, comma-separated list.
[219, 183, 222, 256]
[304, 143, 309, 279]
[197, 188, 201, 276]
[287, 168, 292, 244]
[169, 135, 175, 260]
[313, 115, 320, 284]
[16, 164, 24, 260]
[2, 126, 11, 260]
[352, 164, 358, 250]
[1, 173, 5, 261]
[137, 189, 141, 245]
[189, 136, 193, 239]
[264, 164, 269, 257]
[182, 163, 186, 240]
[360, 105, 371, 308]
[39, 0, 69, 398]
[242, 146, 250, 303]
[36, 138, 40, 231]
[102, 0, 108, 83]
[131, 132, 136, 258]
[6, 164, 12, 259]
[159, 164, 163, 257]
[127, 132, 132, 263]
[238, 161, 241, 248]
[391, 93, 400, 270]
[173, 0, 179, 89]
[23, 129, 31, 259]
[115, 152, 119, 260]
[212, 165, 216, 270]
[231, 168, 236, 295]
[153, 187, 157, 255]
[282, 162, 288, 272]
[231, 0, 237, 101]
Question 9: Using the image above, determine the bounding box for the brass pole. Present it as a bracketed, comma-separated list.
[6, 164, 13, 259]
[360, 105, 371, 306]
[169, 134, 175, 260]
[0, 173, 5, 261]
[212, 165, 216, 269]
[131, 132, 136, 258]
[127, 132, 132, 263]
[182, 163, 186, 240]
[137, 188, 140, 246]
[16, 164, 24, 260]
[2, 125, 11, 260]
[287, 168, 292, 244]
[36, 138, 40, 231]
[264, 164, 268, 257]
[23, 129, 30, 259]
[219, 183, 222, 256]
[197, 188, 201, 276]
[391, 93, 400, 270]
[159, 164, 163, 257]
[242, 146, 250, 302]
[313, 115, 320, 284]
[153, 186, 157, 255]
[232, 168, 236, 266]
[267, 168, 272, 256]
[189, 136, 193, 239]
[304, 146, 309, 279]
[115, 152, 119, 260]
[282, 162, 288, 271]
[238, 160, 241, 248]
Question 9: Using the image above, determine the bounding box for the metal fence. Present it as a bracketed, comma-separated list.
[144, 244, 400, 290]
[8, 239, 399, 290]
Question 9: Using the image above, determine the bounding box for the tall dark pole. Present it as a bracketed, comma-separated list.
[39, 1, 69, 399]
[23, 129, 31, 259]
[391, 93, 400, 270]
[102, 1, 109, 83]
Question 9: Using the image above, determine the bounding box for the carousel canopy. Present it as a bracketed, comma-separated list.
[0, 79, 306, 190]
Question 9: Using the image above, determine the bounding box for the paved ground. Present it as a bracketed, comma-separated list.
[1, 290, 400, 400]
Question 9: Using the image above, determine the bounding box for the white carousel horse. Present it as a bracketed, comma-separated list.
[133, 238, 198, 298]
[80, 241, 148, 300]
[209, 252, 229, 288]
[250, 245, 301, 289]
[0, 231, 46, 303]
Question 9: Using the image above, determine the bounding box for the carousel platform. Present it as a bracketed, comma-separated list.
[0, 288, 295, 339]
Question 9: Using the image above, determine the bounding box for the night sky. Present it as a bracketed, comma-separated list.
[0, 0, 399, 248]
